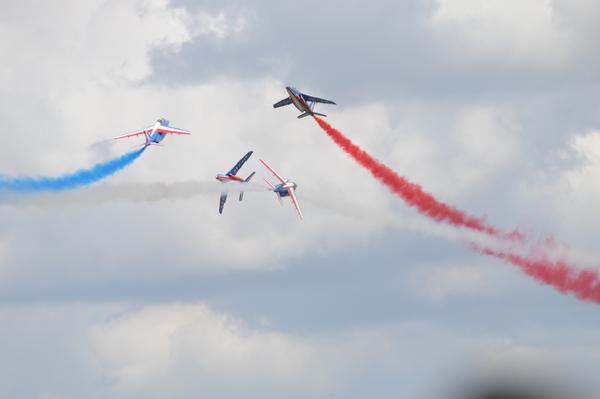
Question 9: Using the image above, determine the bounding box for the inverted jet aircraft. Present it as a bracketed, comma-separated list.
[273, 86, 336, 119]
[113, 118, 191, 147]
[216, 151, 256, 214]
[260, 159, 303, 220]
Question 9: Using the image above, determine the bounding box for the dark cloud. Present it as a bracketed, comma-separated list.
[156, 0, 600, 102]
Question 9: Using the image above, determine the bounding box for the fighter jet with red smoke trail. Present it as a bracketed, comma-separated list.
[216, 151, 255, 214]
[260, 159, 303, 220]
[273, 86, 336, 119]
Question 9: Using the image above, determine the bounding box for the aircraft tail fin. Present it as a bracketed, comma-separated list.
[239, 172, 256, 201]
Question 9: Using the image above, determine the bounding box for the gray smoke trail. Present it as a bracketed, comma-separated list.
[301, 189, 493, 244]
[300, 189, 561, 262]
[0, 181, 270, 207]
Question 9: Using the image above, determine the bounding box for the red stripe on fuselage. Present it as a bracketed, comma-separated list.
[287, 89, 311, 114]
[216, 174, 244, 182]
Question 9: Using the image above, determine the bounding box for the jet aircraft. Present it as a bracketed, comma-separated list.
[216, 151, 256, 214]
[114, 118, 191, 147]
[260, 159, 303, 220]
[273, 86, 336, 119]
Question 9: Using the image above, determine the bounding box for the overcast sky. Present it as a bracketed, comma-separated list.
[1, 0, 600, 398]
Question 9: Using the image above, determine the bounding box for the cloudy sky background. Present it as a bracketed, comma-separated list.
[1, 0, 600, 398]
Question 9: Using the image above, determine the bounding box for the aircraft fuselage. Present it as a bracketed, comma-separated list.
[149, 131, 166, 144]
[146, 119, 171, 145]
[286, 86, 312, 115]
[274, 181, 297, 197]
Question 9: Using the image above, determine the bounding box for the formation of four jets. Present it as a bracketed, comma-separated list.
[113, 86, 337, 220]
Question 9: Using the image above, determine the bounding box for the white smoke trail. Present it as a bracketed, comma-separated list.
[301, 190, 581, 269]
[0, 181, 270, 207]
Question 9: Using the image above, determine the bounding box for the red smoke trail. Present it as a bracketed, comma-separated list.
[313, 116, 520, 240]
[313, 116, 600, 304]
[477, 247, 600, 304]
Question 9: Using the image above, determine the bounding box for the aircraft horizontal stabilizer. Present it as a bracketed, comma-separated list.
[219, 192, 228, 214]
[239, 172, 255, 201]
[264, 178, 276, 190]
[244, 171, 255, 183]
[297, 113, 311, 119]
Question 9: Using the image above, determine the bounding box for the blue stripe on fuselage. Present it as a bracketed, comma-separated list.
[150, 132, 166, 144]
[274, 184, 290, 197]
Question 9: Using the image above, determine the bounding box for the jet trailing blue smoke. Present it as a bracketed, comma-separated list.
[0, 148, 145, 193]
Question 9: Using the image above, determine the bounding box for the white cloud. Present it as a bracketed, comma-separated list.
[91, 303, 332, 395]
[190, 10, 247, 39]
[429, 0, 573, 66]
[335, 102, 521, 200]
[562, 131, 600, 192]
[537, 130, 600, 258]
[0, 301, 595, 399]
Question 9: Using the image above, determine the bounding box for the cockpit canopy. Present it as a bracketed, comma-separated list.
[157, 118, 170, 126]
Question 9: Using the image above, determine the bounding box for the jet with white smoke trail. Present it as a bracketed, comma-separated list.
[216, 150, 256, 215]
[260, 158, 303, 220]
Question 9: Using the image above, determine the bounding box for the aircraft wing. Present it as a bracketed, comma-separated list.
[156, 126, 192, 135]
[287, 187, 303, 220]
[228, 151, 253, 176]
[302, 94, 336, 105]
[259, 159, 286, 185]
[113, 126, 153, 140]
[273, 97, 292, 108]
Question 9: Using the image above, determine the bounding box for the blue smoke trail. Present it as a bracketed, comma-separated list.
[0, 148, 145, 193]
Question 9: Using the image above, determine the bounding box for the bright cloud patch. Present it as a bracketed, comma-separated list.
[91, 304, 335, 396]
[429, 0, 572, 66]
